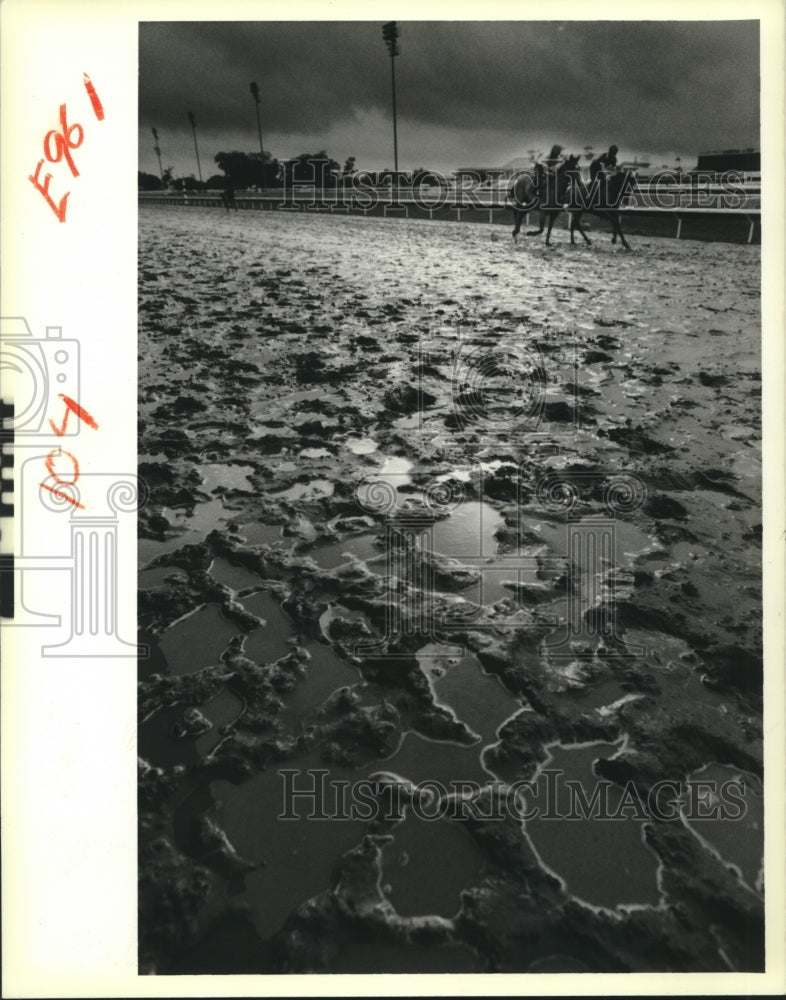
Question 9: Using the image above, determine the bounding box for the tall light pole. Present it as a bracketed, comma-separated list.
[187, 110, 203, 184]
[249, 82, 265, 167]
[151, 127, 164, 182]
[382, 22, 400, 173]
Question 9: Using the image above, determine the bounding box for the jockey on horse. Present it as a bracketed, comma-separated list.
[535, 144, 566, 203]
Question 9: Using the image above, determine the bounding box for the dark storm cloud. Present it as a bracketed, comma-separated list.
[139, 20, 759, 155]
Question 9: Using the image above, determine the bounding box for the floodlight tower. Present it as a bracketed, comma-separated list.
[151, 127, 164, 182]
[382, 21, 400, 173]
[187, 110, 203, 184]
[250, 82, 265, 166]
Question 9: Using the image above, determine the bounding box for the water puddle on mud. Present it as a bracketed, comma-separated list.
[381, 814, 485, 918]
[380, 731, 489, 788]
[682, 762, 763, 890]
[279, 641, 361, 720]
[201, 463, 255, 494]
[210, 751, 367, 939]
[431, 501, 541, 605]
[139, 565, 189, 589]
[238, 522, 284, 546]
[521, 741, 662, 910]
[240, 591, 295, 664]
[159, 605, 239, 675]
[308, 533, 384, 571]
[376, 455, 413, 487]
[416, 644, 521, 744]
[139, 705, 198, 769]
[139, 498, 233, 566]
[274, 479, 335, 501]
[533, 515, 657, 569]
[345, 436, 379, 455]
[209, 556, 262, 592]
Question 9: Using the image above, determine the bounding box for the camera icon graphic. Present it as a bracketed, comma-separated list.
[0, 317, 80, 436]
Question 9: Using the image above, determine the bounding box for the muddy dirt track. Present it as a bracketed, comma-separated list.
[138, 207, 763, 974]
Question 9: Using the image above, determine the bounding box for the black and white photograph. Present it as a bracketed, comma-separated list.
[133, 16, 775, 978]
[4, 3, 784, 994]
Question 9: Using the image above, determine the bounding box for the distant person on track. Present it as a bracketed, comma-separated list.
[222, 179, 238, 213]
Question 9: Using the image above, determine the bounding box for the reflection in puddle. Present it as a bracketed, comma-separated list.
[346, 436, 379, 455]
[274, 479, 334, 501]
[239, 522, 284, 546]
[308, 533, 383, 571]
[376, 455, 413, 487]
[201, 463, 255, 493]
[432, 501, 541, 605]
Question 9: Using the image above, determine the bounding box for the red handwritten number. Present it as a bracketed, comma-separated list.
[83, 74, 105, 120]
[28, 161, 69, 223]
[39, 449, 86, 509]
[30, 75, 104, 222]
[44, 104, 84, 177]
[48, 394, 99, 436]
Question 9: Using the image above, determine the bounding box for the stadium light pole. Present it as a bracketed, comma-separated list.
[382, 22, 400, 173]
[151, 127, 164, 183]
[187, 111, 203, 185]
[249, 82, 265, 184]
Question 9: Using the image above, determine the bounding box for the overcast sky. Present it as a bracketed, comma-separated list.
[138, 20, 760, 179]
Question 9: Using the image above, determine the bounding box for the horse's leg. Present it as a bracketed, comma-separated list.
[612, 212, 630, 250]
[512, 209, 522, 239]
[572, 211, 591, 246]
[526, 209, 545, 236]
[545, 212, 557, 246]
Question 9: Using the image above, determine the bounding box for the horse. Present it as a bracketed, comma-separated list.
[507, 155, 579, 246]
[563, 163, 633, 251]
[221, 181, 238, 212]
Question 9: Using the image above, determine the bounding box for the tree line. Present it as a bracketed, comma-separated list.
[138, 151, 360, 191]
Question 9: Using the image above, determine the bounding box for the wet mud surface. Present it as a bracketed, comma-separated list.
[138, 207, 762, 974]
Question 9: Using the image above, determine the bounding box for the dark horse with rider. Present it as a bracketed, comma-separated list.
[507, 144, 635, 250]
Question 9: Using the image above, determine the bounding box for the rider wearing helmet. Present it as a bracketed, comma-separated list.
[536, 144, 565, 201]
[590, 145, 619, 182]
